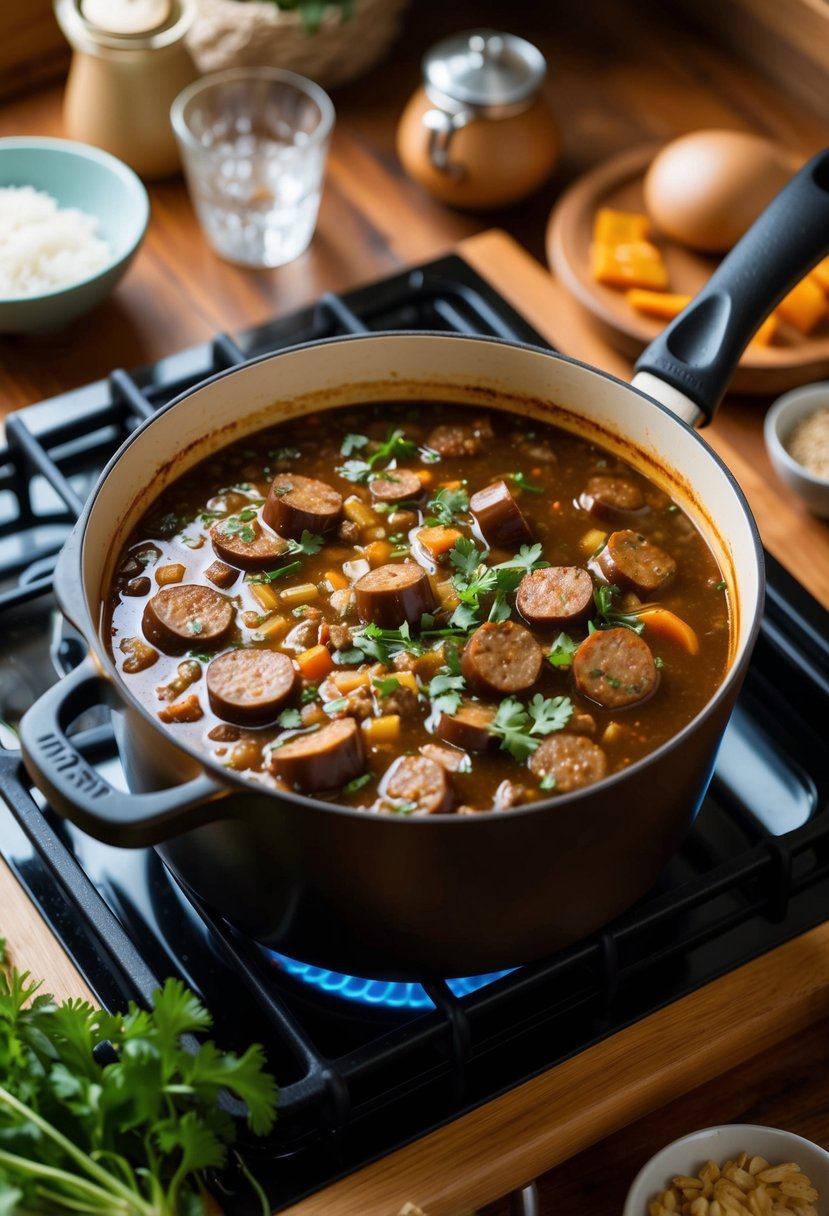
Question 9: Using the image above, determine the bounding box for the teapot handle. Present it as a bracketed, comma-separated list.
[423, 106, 474, 176]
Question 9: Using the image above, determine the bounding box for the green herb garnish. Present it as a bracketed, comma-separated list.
[488, 693, 573, 761]
[342, 772, 373, 795]
[372, 675, 403, 699]
[246, 560, 302, 584]
[590, 584, 646, 634]
[0, 940, 276, 1215]
[428, 670, 465, 716]
[340, 433, 370, 457]
[276, 708, 302, 729]
[546, 632, 579, 669]
[508, 471, 543, 493]
[425, 485, 469, 527]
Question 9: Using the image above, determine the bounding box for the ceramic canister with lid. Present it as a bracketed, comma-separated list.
[54, 0, 199, 180]
[396, 28, 559, 210]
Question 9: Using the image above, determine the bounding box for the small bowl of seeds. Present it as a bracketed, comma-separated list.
[623, 1123, 829, 1216]
[764, 382, 829, 518]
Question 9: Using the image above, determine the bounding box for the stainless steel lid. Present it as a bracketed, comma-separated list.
[423, 29, 547, 116]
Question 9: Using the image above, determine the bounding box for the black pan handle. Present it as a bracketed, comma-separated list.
[19, 657, 231, 848]
[633, 145, 829, 424]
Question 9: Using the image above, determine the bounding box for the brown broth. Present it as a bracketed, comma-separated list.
[105, 402, 730, 813]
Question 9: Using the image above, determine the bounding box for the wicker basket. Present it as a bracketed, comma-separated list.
[185, 0, 410, 90]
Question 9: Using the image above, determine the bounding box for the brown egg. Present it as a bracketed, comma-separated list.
[643, 129, 798, 253]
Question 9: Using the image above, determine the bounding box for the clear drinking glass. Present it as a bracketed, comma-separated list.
[170, 67, 334, 268]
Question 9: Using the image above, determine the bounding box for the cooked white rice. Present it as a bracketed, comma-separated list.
[0, 185, 112, 297]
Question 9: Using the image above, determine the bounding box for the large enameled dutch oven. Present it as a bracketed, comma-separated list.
[20, 149, 829, 979]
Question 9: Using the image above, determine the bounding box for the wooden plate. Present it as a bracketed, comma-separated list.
[545, 144, 829, 396]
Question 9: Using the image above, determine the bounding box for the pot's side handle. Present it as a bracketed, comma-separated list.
[19, 657, 231, 848]
[632, 145, 829, 425]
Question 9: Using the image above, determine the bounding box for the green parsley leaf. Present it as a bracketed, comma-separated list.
[335, 458, 373, 483]
[450, 535, 486, 578]
[246, 560, 303, 584]
[300, 684, 320, 704]
[368, 427, 417, 468]
[269, 445, 301, 462]
[494, 543, 548, 575]
[323, 696, 348, 715]
[428, 671, 465, 716]
[277, 708, 302, 729]
[527, 692, 573, 735]
[488, 696, 538, 761]
[286, 529, 324, 556]
[340, 433, 370, 456]
[488, 591, 512, 622]
[426, 484, 470, 527]
[188, 619, 203, 635]
[217, 511, 257, 543]
[546, 632, 579, 669]
[654, 655, 665, 669]
[188, 649, 212, 663]
[372, 675, 402, 698]
[449, 601, 481, 631]
[508, 471, 543, 493]
[343, 772, 374, 795]
[539, 773, 557, 790]
[591, 584, 646, 633]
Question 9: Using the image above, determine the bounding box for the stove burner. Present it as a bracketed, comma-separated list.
[268, 949, 512, 1009]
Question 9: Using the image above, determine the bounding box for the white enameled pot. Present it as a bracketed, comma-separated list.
[18, 148, 829, 979]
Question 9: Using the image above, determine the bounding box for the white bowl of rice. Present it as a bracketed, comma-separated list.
[0, 136, 149, 333]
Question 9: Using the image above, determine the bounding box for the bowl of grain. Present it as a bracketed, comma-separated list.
[623, 1123, 829, 1216]
[0, 136, 149, 334]
[764, 381, 829, 518]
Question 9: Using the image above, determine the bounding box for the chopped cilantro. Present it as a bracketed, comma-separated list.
[343, 772, 374, 795]
[546, 632, 579, 669]
[428, 670, 465, 716]
[187, 649, 212, 662]
[335, 458, 373, 484]
[508, 471, 543, 494]
[654, 656, 665, 669]
[539, 773, 557, 790]
[715, 580, 727, 591]
[426, 484, 470, 527]
[300, 684, 320, 703]
[340, 433, 370, 456]
[276, 708, 302, 729]
[217, 510, 258, 543]
[246, 560, 303, 584]
[188, 619, 203, 635]
[372, 675, 403, 698]
[269, 445, 301, 462]
[488, 693, 573, 761]
[322, 696, 348, 715]
[591, 584, 646, 634]
[391, 800, 418, 815]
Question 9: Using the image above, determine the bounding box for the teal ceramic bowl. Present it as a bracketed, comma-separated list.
[0, 137, 149, 334]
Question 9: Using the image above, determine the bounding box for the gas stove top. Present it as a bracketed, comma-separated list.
[1, 255, 828, 1213]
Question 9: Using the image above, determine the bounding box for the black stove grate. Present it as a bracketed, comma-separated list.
[1, 254, 828, 1212]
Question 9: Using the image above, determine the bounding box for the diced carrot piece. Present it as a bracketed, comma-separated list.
[364, 540, 393, 566]
[155, 563, 186, 585]
[330, 669, 371, 694]
[635, 606, 700, 655]
[414, 649, 445, 681]
[415, 469, 434, 485]
[774, 273, 826, 334]
[157, 693, 203, 724]
[593, 207, 651, 244]
[747, 314, 779, 348]
[417, 525, 462, 557]
[361, 714, 401, 744]
[590, 240, 669, 290]
[811, 255, 829, 293]
[439, 479, 463, 491]
[296, 644, 333, 681]
[626, 289, 692, 320]
[324, 569, 349, 591]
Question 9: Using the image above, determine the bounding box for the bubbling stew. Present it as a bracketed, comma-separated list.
[105, 402, 730, 814]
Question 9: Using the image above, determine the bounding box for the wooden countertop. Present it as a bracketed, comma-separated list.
[1, 1, 828, 1213]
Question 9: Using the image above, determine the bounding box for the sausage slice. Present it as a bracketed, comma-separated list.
[426, 418, 493, 458]
[579, 476, 645, 519]
[597, 530, 677, 597]
[354, 562, 434, 628]
[206, 648, 298, 726]
[529, 733, 608, 793]
[262, 473, 342, 540]
[436, 700, 496, 752]
[380, 754, 453, 814]
[461, 621, 543, 697]
[369, 468, 424, 504]
[572, 626, 659, 708]
[210, 518, 291, 570]
[517, 566, 593, 627]
[270, 718, 364, 792]
[469, 479, 533, 548]
[143, 585, 233, 653]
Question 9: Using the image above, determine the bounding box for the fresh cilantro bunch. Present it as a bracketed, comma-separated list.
[488, 693, 573, 760]
[0, 942, 277, 1215]
[335, 427, 417, 483]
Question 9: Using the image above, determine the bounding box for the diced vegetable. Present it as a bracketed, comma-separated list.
[635, 605, 700, 654]
[362, 714, 401, 743]
[343, 558, 371, 582]
[330, 669, 372, 694]
[155, 562, 186, 585]
[579, 527, 607, 557]
[775, 273, 826, 334]
[280, 582, 320, 607]
[250, 582, 281, 613]
[417, 525, 463, 557]
[626, 289, 692, 320]
[590, 240, 669, 290]
[157, 693, 203, 723]
[296, 644, 334, 681]
[593, 207, 651, 243]
[325, 568, 349, 591]
[344, 497, 380, 529]
[258, 614, 290, 640]
[364, 539, 393, 565]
